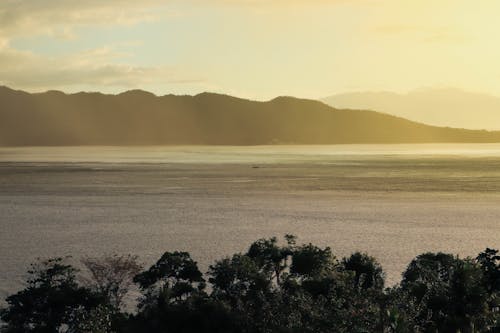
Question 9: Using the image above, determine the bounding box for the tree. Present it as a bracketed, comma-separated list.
[246, 236, 295, 286]
[476, 248, 500, 331]
[401, 252, 492, 333]
[134, 251, 205, 308]
[476, 248, 500, 294]
[81, 254, 142, 310]
[290, 243, 336, 280]
[2, 238, 498, 333]
[69, 304, 115, 333]
[0, 257, 102, 333]
[342, 252, 385, 291]
[209, 254, 270, 298]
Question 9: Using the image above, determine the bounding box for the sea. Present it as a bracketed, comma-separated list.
[1, 144, 499, 302]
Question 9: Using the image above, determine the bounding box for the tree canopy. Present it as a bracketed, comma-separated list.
[1, 237, 498, 333]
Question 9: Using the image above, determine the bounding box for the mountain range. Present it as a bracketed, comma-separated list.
[323, 88, 500, 130]
[2, 86, 500, 146]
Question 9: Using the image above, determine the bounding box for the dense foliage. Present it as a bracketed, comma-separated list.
[1, 236, 498, 333]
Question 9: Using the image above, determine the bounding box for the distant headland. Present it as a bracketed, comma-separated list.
[2, 86, 500, 146]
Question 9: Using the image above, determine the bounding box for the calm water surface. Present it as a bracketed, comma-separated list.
[1, 144, 499, 301]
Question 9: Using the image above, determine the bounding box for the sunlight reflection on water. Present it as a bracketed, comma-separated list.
[3, 143, 500, 163]
[1, 144, 499, 302]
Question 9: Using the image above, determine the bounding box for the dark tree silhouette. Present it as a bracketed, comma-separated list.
[246, 236, 295, 286]
[290, 243, 336, 280]
[0, 258, 102, 333]
[133, 251, 205, 309]
[82, 254, 143, 310]
[1, 238, 498, 333]
[401, 252, 494, 333]
[209, 254, 270, 299]
[342, 252, 385, 291]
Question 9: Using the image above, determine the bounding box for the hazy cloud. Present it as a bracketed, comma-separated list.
[1, 0, 497, 98]
[0, 0, 169, 39]
[0, 1, 205, 92]
[0, 43, 202, 91]
[0, 0, 374, 40]
[0, 0, 370, 36]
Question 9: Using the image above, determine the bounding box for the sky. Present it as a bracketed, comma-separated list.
[1, 0, 500, 100]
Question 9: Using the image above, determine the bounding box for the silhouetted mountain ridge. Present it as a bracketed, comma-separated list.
[2, 86, 500, 146]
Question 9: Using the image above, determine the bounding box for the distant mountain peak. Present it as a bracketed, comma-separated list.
[270, 96, 299, 102]
[118, 89, 157, 98]
[43, 90, 66, 96]
[194, 91, 228, 98]
[323, 88, 500, 130]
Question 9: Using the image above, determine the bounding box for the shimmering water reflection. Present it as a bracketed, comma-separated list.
[1, 145, 499, 301]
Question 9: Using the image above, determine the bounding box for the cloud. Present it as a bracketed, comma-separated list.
[216, 0, 376, 4]
[0, 43, 203, 91]
[0, 0, 374, 40]
[0, 1, 205, 92]
[188, 0, 378, 10]
[0, 0, 169, 39]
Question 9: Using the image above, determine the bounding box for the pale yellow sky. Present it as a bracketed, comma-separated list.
[1, 0, 500, 100]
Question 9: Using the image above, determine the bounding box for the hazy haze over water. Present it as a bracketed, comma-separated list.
[1, 144, 499, 302]
[5, 144, 500, 163]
